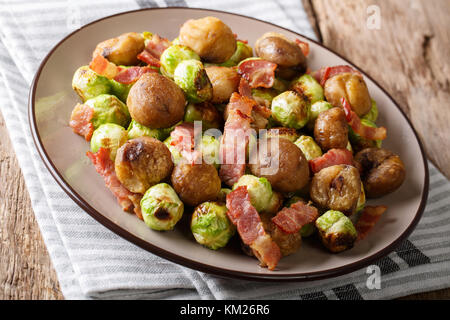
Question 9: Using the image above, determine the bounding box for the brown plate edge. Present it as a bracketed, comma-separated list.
[27, 7, 430, 282]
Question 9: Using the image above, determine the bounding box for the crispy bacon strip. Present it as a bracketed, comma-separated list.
[309, 148, 354, 173]
[170, 123, 202, 163]
[295, 38, 310, 57]
[237, 59, 277, 88]
[137, 50, 161, 68]
[89, 55, 120, 79]
[144, 34, 171, 59]
[238, 77, 252, 98]
[86, 148, 140, 214]
[356, 205, 387, 240]
[312, 65, 361, 87]
[113, 66, 156, 84]
[69, 103, 94, 141]
[226, 187, 281, 270]
[342, 97, 387, 141]
[219, 93, 257, 186]
[272, 201, 319, 234]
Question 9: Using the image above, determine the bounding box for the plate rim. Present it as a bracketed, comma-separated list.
[28, 6, 430, 282]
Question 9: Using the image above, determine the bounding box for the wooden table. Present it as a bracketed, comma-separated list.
[0, 0, 449, 300]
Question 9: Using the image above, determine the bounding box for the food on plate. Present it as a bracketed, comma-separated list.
[354, 148, 406, 198]
[249, 138, 310, 193]
[127, 73, 185, 128]
[141, 183, 184, 231]
[115, 137, 174, 193]
[70, 16, 405, 270]
[316, 210, 357, 253]
[271, 90, 310, 129]
[191, 201, 236, 250]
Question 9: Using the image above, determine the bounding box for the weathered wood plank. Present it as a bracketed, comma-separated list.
[305, 0, 450, 179]
[305, 0, 450, 299]
[0, 111, 63, 300]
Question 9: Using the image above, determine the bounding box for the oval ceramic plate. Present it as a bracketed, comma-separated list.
[29, 7, 428, 281]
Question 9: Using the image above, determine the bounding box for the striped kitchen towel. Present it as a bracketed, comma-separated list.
[0, 0, 449, 300]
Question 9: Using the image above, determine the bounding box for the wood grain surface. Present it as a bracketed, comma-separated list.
[0, 0, 449, 300]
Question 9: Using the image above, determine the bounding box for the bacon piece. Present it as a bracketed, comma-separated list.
[309, 148, 354, 173]
[89, 54, 120, 79]
[295, 38, 310, 57]
[238, 77, 252, 98]
[137, 50, 161, 68]
[356, 205, 387, 240]
[342, 97, 387, 141]
[69, 103, 94, 141]
[144, 34, 170, 59]
[170, 123, 203, 164]
[237, 59, 277, 88]
[271, 201, 319, 234]
[219, 93, 257, 186]
[86, 148, 139, 212]
[312, 65, 361, 87]
[113, 66, 156, 84]
[226, 187, 281, 270]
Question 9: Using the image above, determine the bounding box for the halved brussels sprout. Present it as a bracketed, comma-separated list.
[200, 134, 221, 168]
[127, 119, 167, 141]
[160, 44, 200, 78]
[271, 91, 310, 129]
[174, 59, 213, 103]
[140, 183, 184, 231]
[267, 127, 300, 142]
[110, 79, 132, 103]
[251, 88, 279, 108]
[72, 66, 112, 102]
[163, 136, 184, 165]
[348, 118, 382, 151]
[294, 135, 322, 161]
[306, 100, 333, 130]
[84, 94, 131, 129]
[233, 175, 273, 213]
[362, 99, 379, 123]
[90, 123, 127, 160]
[191, 201, 235, 250]
[315, 210, 357, 253]
[184, 102, 222, 130]
[291, 74, 324, 104]
[220, 41, 253, 67]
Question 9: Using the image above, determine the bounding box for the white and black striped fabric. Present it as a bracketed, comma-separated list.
[0, 0, 449, 300]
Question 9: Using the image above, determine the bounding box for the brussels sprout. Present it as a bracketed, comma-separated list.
[163, 136, 183, 165]
[220, 41, 253, 67]
[306, 100, 333, 130]
[72, 66, 111, 101]
[346, 141, 353, 153]
[184, 102, 222, 130]
[294, 135, 322, 161]
[271, 91, 310, 129]
[174, 59, 213, 103]
[356, 182, 366, 213]
[315, 210, 357, 253]
[110, 79, 132, 103]
[200, 134, 221, 168]
[348, 118, 382, 151]
[90, 123, 128, 160]
[191, 201, 235, 250]
[233, 175, 273, 212]
[265, 191, 283, 215]
[272, 78, 290, 93]
[267, 127, 300, 142]
[362, 99, 379, 123]
[171, 37, 180, 45]
[284, 196, 316, 237]
[217, 188, 231, 203]
[141, 183, 184, 231]
[291, 74, 324, 104]
[127, 119, 167, 141]
[160, 45, 200, 78]
[84, 94, 131, 129]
